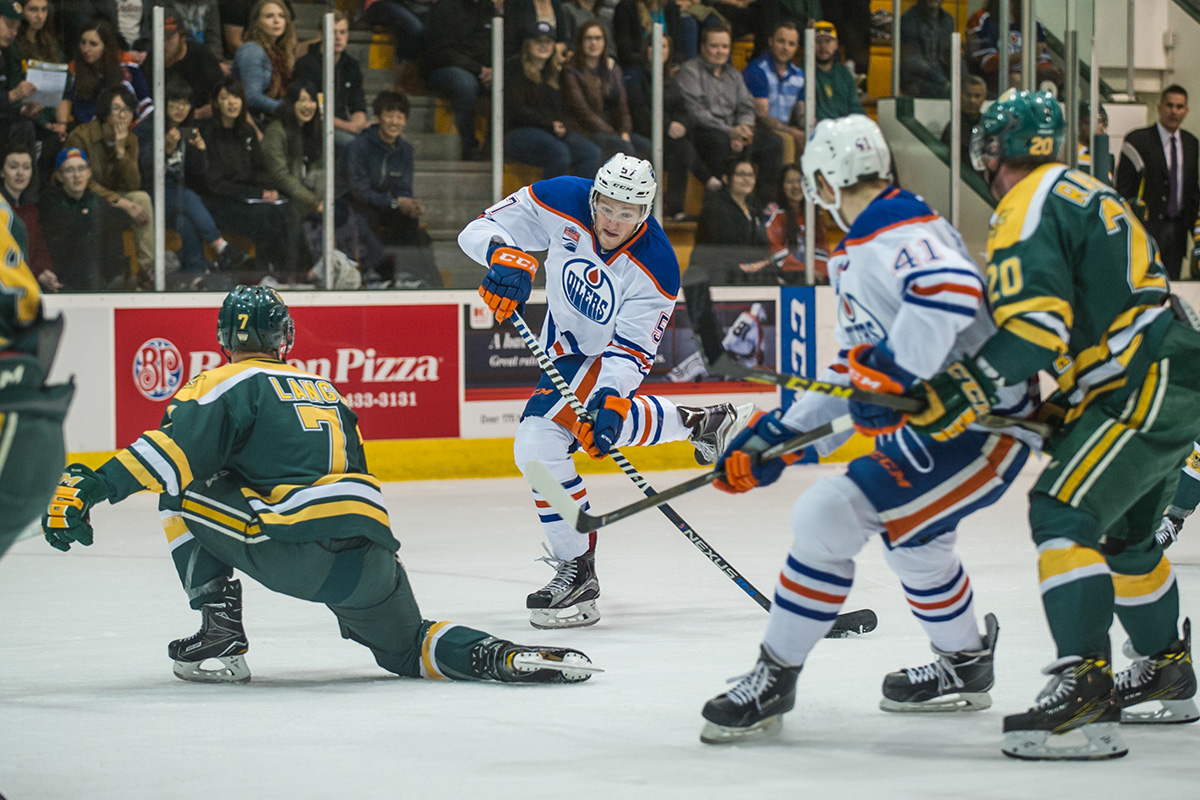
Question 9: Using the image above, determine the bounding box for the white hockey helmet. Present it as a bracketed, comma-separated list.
[749, 302, 767, 323]
[800, 114, 891, 231]
[591, 153, 657, 227]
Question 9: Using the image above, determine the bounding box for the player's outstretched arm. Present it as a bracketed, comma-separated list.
[42, 464, 111, 551]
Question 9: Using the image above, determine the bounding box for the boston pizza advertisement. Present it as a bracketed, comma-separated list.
[114, 305, 459, 445]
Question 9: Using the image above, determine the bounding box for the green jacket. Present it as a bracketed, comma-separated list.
[814, 62, 863, 121]
[261, 121, 325, 216]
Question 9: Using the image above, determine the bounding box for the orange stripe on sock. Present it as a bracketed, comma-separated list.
[907, 576, 971, 610]
[779, 572, 847, 605]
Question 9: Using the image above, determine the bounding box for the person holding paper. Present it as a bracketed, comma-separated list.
[0, 0, 39, 148]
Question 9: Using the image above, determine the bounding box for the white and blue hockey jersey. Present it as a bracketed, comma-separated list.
[459, 177, 681, 398]
[781, 187, 1037, 453]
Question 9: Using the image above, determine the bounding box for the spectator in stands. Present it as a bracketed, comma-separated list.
[764, 162, 828, 283]
[562, 22, 649, 160]
[293, 10, 367, 149]
[38, 146, 130, 289]
[200, 77, 297, 272]
[940, 74, 985, 174]
[613, 0, 695, 94]
[759, 0, 819, 32]
[821, 0, 869, 81]
[1, 143, 54, 285]
[58, 18, 152, 127]
[506, 0, 572, 57]
[346, 90, 441, 288]
[900, 0, 953, 98]
[18, 0, 65, 62]
[115, 0, 145, 50]
[505, 21, 603, 179]
[1077, 102, 1111, 181]
[0, 0, 39, 150]
[679, 23, 782, 202]
[693, 154, 770, 284]
[221, 0, 301, 57]
[811, 21, 862, 121]
[64, 84, 154, 280]
[232, 0, 295, 123]
[56, 0, 118, 61]
[711, 0, 774, 60]
[166, 0, 226, 60]
[142, 75, 247, 281]
[160, 8, 224, 120]
[560, 0, 614, 57]
[360, 0, 427, 92]
[262, 81, 324, 218]
[743, 21, 805, 168]
[967, 0, 1062, 97]
[422, 0, 499, 161]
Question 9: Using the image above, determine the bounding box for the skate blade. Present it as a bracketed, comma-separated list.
[1001, 723, 1128, 761]
[879, 691, 992, 713]
[172, 655, 251, 684]
[1121, 697, 1200, 725]
[511, 652, 604, 681]
[529, 600, 600, 630]
[700, 714, 783, 745]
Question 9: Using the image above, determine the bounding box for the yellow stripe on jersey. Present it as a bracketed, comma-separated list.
[242, 473, 383, 506]
[1005, 317, 1070, 355]
[161, 513, 190, 544]
[0, 203, 41, 338]
[255, 498, 391, 528]
[1112, 557, 1175, 606]
[180, 497, 264, 538]
[988, 163, 1063, 254]
[1054, 361, 1162, 504]
[421, 621, 455, 680]
[992, 295, 1075, 331]
[115, 448, 166, 493]
[144, 430, 194, 490]
[1037, 540, 1110, 594]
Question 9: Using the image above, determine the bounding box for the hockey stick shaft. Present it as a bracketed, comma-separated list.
[682, 280, 1055, 439]
[508, 310, 772, 612]
[525, 416, 853, 533]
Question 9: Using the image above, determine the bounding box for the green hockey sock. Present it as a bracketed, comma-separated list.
[416, 620, 494, 681]
[1113, 561, 1181, 657]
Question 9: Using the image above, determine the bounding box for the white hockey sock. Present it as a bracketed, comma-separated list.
[615, 395, 688, 448]
[762, 551, 855, 666]
[531, 473, 592, 561]
[883, 539, 982, 653]
[514, 417, 592, 561]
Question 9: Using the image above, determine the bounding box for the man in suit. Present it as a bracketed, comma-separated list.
[1116, 85, 1200, 280]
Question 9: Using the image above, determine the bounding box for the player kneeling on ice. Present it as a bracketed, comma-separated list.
[698, 115, 1042, 745]
[962, 91, 1198, 761]
[42, 286, 596, 686]
[459, 154, 753, 629]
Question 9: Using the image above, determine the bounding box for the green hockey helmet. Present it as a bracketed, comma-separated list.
[217, 285, 295, 359]
[970, 89, 1065, 172]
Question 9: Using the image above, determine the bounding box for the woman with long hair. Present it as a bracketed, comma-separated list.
[262, 81, 325, 217]
[233, 0, 297, 121]
[562, 22, 650, 161]
[504, 22, 601, 179]
[764, 163, 829, 284]
[57, 19, 152, 127]
[199, 77, 299, 274]
[18, 0, 64, 63]
[693, 155, 771, 284]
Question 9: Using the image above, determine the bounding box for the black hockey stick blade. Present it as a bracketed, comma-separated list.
[682, 279, 1054, 438]
[524, 416, 854, 534]
[823, 608, 879, 638]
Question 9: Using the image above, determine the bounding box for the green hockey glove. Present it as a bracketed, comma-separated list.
[906, 359, 1000, 441]
[43, 464, 111, 551]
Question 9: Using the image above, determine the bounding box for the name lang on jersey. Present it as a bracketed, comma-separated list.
[268, 376, 342, 405]
[561, 258, 615, 324]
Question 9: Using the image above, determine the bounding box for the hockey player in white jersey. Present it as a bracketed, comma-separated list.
[459, 154, 753, 629]
[668, 303, 767, 383]
[698, 115, 1040, 743]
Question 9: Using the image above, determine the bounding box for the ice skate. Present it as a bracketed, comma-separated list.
[1001, 656, 1127, 761]
[680, 402, 756, 465]
[469, 637, 598, 683]
[1116, 618, 1198, 724]
[880, 613, 998, 712]
[168, 579, 251, 684]
[700, 645, 802, 744]
[527, 550, 600, 629]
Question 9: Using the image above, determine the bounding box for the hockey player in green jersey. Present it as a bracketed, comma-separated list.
[0, 196, 73, 559]
[870, 90, 1200, 760]
[42, 285, 595, 686]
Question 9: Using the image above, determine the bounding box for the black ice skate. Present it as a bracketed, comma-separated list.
[700, 644, 802, 744]
[469, 637, 598, 683]
[168, 579, 251, 684]
[880, 613, 998, 713]
[1001, 656, 1127, 761]
[1116, 617, 1199, 724]
[527, 550, 600, 629]
[679, 402, 755, 465]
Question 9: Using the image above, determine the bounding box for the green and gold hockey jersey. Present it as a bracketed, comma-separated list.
[98, 358, 395, 549]
[0, 198, 41, 354]
[978, 163, 1172, 424]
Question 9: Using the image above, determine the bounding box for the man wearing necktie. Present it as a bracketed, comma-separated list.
[1117, 85, 1200, 281]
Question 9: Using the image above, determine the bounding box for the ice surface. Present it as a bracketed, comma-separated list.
[3, 461, 1199, 799]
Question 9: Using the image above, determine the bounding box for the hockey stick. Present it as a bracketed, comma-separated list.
[508, 309, 772, 611]
[682, 280, 1056, 439]
[523, 415, 854, 533]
